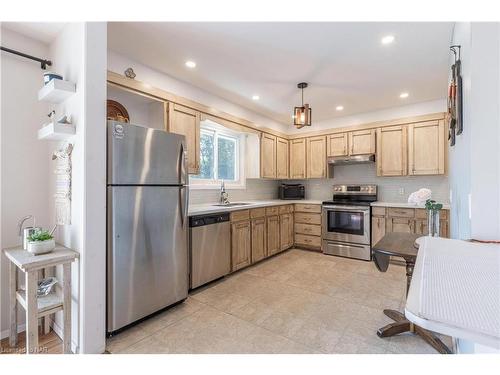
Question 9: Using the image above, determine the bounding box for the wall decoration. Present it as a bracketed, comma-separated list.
[107, 99, 130, 123]
[448, 45, 463, 146]
[124, 67, 136, 79]
[52, 143, 73, 225]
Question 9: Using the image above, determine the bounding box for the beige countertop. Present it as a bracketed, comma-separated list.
[188, 199, 322, 216]
[371, 201, 451, 210]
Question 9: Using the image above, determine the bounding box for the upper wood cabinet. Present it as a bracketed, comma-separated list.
[349, 129, 376, 155]
[376, 125, 408, 176]
[371, 216, 386, 246]
[306, 136, 327, 178]
[408, 120, 445, 175]
[290, 138, 307, 179]
[276, 137, 289, 179]
[327, 133, 348, 157]
[167, 103, 200, 174]
[260, 133, 277, 178]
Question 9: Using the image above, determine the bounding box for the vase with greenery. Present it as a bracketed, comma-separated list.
[27, 229, 55, 255]
[425, 199, 443, 237]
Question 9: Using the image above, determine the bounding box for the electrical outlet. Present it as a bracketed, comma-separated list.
[399, 188, 405, 195]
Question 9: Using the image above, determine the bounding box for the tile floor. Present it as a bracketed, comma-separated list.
[107, 249, 449, 354]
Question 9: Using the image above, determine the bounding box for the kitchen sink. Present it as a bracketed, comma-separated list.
[213, 202, 252, 207]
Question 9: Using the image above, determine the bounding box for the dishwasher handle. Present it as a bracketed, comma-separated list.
[189, 212, 230, 227]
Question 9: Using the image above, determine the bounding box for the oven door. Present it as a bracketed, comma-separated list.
[322, 205, 370, 244]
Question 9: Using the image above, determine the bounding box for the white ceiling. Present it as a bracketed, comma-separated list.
[108, 22, 454, 125]
[2, 22, 66, 44]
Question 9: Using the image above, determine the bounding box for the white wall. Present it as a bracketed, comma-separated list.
[448, 23, 472, 240]
[469, 23, 500, 240]
[0, 27, 51, 339]
[48, 22, 107, 354]
[449, 22, 500, 242]
[0, 23, 106, 354]
[108, 50, 289, 134]
[449, 22, 500, 354]
[288, 99, 446, 134]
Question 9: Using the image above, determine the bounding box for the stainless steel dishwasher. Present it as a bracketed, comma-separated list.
[189, 212, 231, 289]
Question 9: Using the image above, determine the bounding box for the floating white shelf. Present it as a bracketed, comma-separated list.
[38, 79, 75, 103]
[38, 122, 76, 141]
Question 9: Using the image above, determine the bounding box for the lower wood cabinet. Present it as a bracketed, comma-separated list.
[279, 213, 294, 251]
[386, 217, 415, 233]
[295, 234, 321, 248]
[231, 220, 251, 272]
[251, 217, 267, 263]
[266, 215, 280, 256]
[371, 206, 450, 247]
[293, 204, 322, 251]
[371, 216, 386, 246]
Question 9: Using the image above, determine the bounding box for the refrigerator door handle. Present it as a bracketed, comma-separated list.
[179, 185, 188, 227]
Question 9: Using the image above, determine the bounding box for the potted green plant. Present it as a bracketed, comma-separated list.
[425, 199, 443, 237]
[27, 229, 55, 255]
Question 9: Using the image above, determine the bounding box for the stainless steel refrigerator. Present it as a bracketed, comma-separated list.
[107, 120, 189, 334]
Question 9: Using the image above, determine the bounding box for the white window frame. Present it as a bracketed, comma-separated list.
[189, 120, 246, 189]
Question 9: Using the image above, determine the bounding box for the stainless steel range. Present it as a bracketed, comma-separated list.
[322, 184, 377, 261]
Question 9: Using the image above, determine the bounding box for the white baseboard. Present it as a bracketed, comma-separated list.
[50, 318, 79, 353]
[0, 324, 26, 340]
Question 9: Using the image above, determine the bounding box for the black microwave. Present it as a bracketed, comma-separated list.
[279, 184, 305, 200]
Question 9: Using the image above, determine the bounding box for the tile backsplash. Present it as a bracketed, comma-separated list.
[189, 179, 280, 205]
[289, 164, 449, 203]
[189, 164, 449, 205]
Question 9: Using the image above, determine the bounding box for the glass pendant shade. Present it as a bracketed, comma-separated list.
[293, 103, 311, 128]
[293, 83, 312, 129]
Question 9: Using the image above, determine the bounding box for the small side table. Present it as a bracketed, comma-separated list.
[3, 244, 78, 354]
[372, 233, 451, 354]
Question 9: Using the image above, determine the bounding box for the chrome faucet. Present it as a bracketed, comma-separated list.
[219, 180, 229, 205]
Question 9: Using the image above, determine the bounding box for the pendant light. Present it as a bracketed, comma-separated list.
[293, 82, 312, 129]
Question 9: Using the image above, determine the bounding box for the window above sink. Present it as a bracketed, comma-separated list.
[190, 119, 247, 190]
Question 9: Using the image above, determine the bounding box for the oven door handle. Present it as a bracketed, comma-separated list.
[322, 205, 370, 211]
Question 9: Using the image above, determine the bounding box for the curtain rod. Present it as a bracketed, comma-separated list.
[1, 46, 52, 70]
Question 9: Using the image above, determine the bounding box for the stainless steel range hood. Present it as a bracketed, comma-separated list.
[327, 154, 376, 165]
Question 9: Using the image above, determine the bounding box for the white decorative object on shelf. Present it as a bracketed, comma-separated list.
[38, 122, 76, 140]
[407, 188, 432, 205]
[52, 143, 73, 225]
[38, 79, 75, 103]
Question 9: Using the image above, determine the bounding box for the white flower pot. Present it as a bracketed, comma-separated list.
[27, 239, 55, 255]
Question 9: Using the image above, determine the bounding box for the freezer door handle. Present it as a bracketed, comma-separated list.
[178, 141, 186, 185]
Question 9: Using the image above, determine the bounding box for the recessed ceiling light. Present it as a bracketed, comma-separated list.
[252, 95, 260, 101]
[381, 35, 395, 45]
[336, 105, 344, 111]
[400, 92, 409, 99]
[185, 60, 196, 68]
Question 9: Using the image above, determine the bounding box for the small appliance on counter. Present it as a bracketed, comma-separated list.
[279, 183, 305, 200]
[322, 184, 377, 261]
